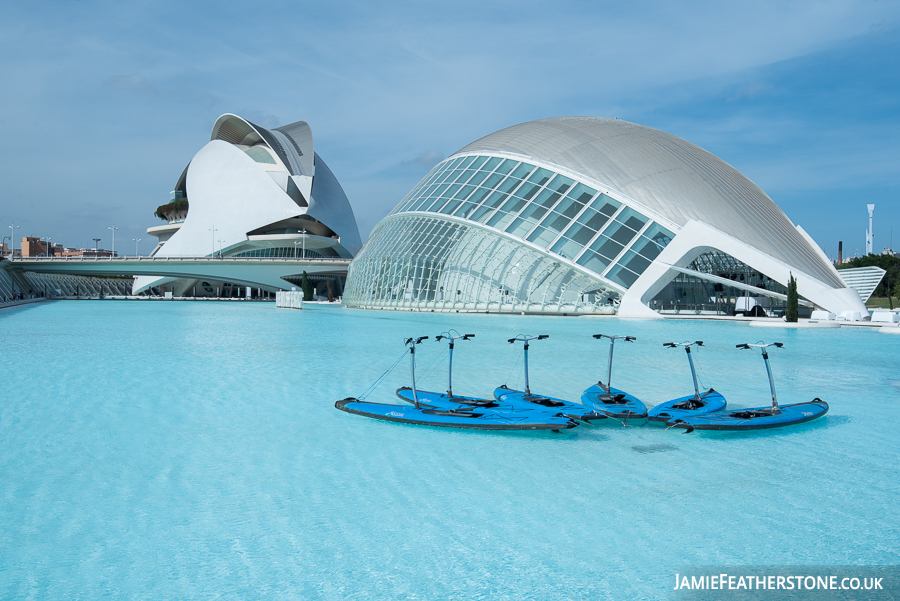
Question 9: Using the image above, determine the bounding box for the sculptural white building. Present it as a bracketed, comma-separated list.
[134, 114, 361, 296]
[344, 117, 866, 317]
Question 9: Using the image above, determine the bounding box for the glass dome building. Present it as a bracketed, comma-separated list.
[344, 117, 866, 317]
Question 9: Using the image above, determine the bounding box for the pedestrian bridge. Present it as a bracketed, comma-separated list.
[4, 256, 352, 291]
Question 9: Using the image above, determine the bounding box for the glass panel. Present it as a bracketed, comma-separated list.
[497, 176, 523, 194]
[613, 206, 648, 232]
[509, 162, 534, 180]
[518, 203, 548, 222]
[441, 183, 462, 198]
[515, 183, 541, 202]
[470, 203, 496, 223]
[526, 226, 558, 248]
[591, 235, 625, 261]
[458, 156, 476, 169]
[455, 169, 477, 184]
[591, 194, 621, 216]
[453, 201, 479, 219]
[497, 195, 528, 216]
[641, 222, 675, 250]
[505, 217, 534, 238]
[602, 220, 639, 246]
[481, 190, 510, 210]
[606, 264, 640, 288]
[629, 236, 663, 262]
[576, 208, 611, 232]
[439, 199, 463, 215]
[467, 171, 488, 187]
[569, 183, 597, 205]
[494, 159, 518, 176]
[532, 187, 562, 209]
[454, 184, 475, 200]
[487, 210, 515, 230]
[616, 249, 652, 274]
[526, 167, 553, 187]
[482, 156, 502, 171]
[568, 224, 598, 245]
[480, 172, 504, 190]
[577, 251, 612, 275]
[547, 174, 574, 194]
[545, 212, 570, 233]
[469, 156, 488, 169]
[550, 237, 582, 260]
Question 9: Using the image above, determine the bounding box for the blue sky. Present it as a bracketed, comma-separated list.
[1, 0, 898, 259]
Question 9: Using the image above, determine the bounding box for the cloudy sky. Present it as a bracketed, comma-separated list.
[1, 0, 898, 259]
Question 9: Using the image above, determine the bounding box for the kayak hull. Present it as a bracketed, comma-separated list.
[494, 385, 608, 422]
[667, 399, 828, 431]
[335, 398, 577, 430]
[580, 384, 648, 420]
[647, 390, 727, 425]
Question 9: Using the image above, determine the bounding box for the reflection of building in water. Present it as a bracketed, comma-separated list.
[344, 117, 866, 317]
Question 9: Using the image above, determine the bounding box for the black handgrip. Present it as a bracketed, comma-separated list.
[663, 342, 675, 347]
[592, 334, 603, 339]
[625, 336, 636, 341]
[774, 342, 784, 348]
[507, 338, 516, 344]
[696, 341, 704, 346]
[736, 343, 750, 349]
[465, 334, 475, 338]
[538, 335, 549, 340]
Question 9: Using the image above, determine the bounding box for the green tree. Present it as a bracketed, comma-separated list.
[837, 254, 900, 309]
[301, 271, 313, 301]
[786, 273, 798, 322]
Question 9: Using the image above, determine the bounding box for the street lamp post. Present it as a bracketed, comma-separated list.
[301, 228, 306, 259]
[108, 225, 118, 258]
[43, 237, 51, 258]
[93, 238, 101, 260]
[294, 241, 301, 259]
[133, 238, 141, 256]
[209, 226, 217, 256]
[8, 224, 19, 258]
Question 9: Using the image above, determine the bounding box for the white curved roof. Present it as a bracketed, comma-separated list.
[457, 117, 842, 288]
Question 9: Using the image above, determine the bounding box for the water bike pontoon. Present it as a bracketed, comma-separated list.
[494, 335, 608, 423]
[580, 334, 648, 422]
[667, 342, 828, 432]
[647, 341, 726, 425]
[336, 336, 578, 431]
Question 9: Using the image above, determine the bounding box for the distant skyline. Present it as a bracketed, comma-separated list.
[1, 1, 898, 259]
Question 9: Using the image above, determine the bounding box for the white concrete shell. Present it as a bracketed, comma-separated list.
[345, 117, 866, 317]
[135, 114, 361, 294]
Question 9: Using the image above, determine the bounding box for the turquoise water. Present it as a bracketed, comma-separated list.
[1, 301, 898, 600]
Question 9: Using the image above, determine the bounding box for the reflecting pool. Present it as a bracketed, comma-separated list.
[1, 301, 898, 599]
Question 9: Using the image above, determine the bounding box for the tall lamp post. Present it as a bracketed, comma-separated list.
[8, 224, 19, 258]
[93, 238, 101, 260]
[1, 235, 9, 258]
[108, 225, 118, 258]
[209, 226, 217, 256]
[133, 238, 141, 256]
[301, 228, 306, 259]
[294, 240, 301, 259]
[43, 237, 52, 258]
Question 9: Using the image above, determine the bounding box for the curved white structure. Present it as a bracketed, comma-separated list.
[344, 117, 866, 317]
[135, 114, 361, 295]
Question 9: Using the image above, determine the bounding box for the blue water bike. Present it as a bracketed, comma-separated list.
[580, 334, 648, 422]
[494, 335, 608, 423]
[667, 342, 828, 432]
[647, 341, 726, 425]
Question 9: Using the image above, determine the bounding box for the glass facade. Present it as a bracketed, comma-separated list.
[346, 153, 676, 313]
